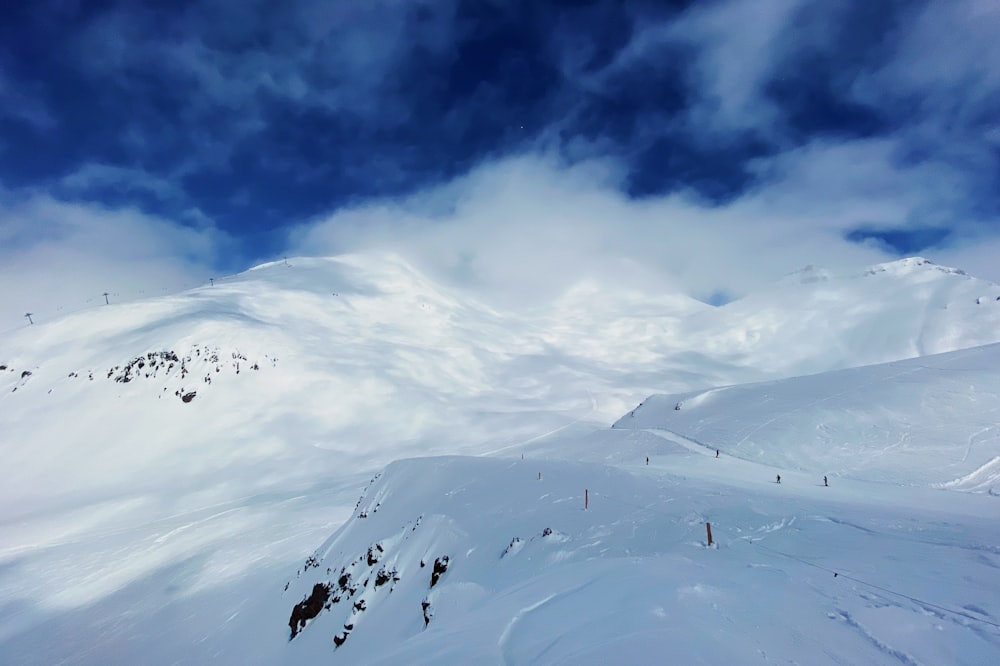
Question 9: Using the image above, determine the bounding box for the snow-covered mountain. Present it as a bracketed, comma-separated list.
[3, 254, 998, 512]
[2, 253, 1000, 664]
[683, 256, 1000, 376]
[271, 344, 1000, 664]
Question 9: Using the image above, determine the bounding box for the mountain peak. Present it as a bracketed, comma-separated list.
[861, 256, 966, 278]
[781, 256, 970, 287]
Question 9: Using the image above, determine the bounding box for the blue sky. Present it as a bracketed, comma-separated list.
[1, 0, 999, 322]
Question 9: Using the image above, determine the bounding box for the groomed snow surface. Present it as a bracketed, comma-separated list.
[1, 254, 999, 664]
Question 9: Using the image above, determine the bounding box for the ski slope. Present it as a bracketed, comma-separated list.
[276, 452, 999, 665]
[1, 253, 1000, 664]
[614, 343, 1000, 491]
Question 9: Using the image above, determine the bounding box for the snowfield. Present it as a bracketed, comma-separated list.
[1, 254, 999, 664]
[616, 343, 1000, 491]
[283, 453, 999, 665]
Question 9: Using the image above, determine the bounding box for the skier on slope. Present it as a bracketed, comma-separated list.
[776, 474, 781, 484]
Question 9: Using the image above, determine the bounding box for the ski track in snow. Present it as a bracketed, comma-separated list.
[962, 426, 995, 463]
[726, 364, 929, 452]
[479, 388, 600, 457]
[497, 592, 560, 664]
[835, 610, 923, 666]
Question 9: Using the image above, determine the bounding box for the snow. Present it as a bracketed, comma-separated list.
[1, 253, 999, 664]
[614, 343, 1000, 490]
[280, 454, 998, 665]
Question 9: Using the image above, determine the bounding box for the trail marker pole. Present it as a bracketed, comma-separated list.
[706, 522, 713, 547]
[103, 292, 109, 305]
[537, 472, 541, 481]
[585, 489, 589, 510]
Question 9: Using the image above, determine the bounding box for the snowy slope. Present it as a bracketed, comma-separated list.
[6, 253, 993, 512]
[275, 344, 1000, 663]
[2, 253, 1000, 664]
[685, 256, 1000, 376]
[613, 343, 1000, 491]
[275, 451, 999, 664]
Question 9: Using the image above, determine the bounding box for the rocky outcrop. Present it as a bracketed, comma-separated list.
[289, 583, 332, 639]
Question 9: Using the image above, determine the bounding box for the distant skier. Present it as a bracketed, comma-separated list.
[823, 475, 828, 487]
[646, 456, 649, 465]
[716, 449, 719, 458]
[776, 474, 781, 484]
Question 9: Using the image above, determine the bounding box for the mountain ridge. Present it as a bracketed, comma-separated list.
[3, 252, 1000, 664]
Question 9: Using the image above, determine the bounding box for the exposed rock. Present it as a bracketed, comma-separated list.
[181, 391, 197, 403]
[288, 582, 331, 639]
[501, 537, 522, 558]
[430, 556, 449, 588]
[374, 567, 399, 588]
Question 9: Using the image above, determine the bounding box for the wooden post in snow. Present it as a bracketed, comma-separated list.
[585, 489, 589, 510]
[706, 522, 713, 547]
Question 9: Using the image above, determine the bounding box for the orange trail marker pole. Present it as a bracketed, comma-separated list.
[706, 522, 713, 547]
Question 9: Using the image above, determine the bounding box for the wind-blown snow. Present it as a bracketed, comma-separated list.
[1, 254, 999, 664]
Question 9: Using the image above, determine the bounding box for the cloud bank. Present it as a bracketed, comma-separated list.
[0, 0, 998, 320]
[0, 192, 227, 329]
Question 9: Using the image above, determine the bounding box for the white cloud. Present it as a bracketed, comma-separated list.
[859, 0, 1000, 116]
[934, 235, 1000, 288]
[289, 144, 964, 308]
[0, 193, 228, 330]
[662, 0, 805, 135]
[746, 138, 970, 226]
